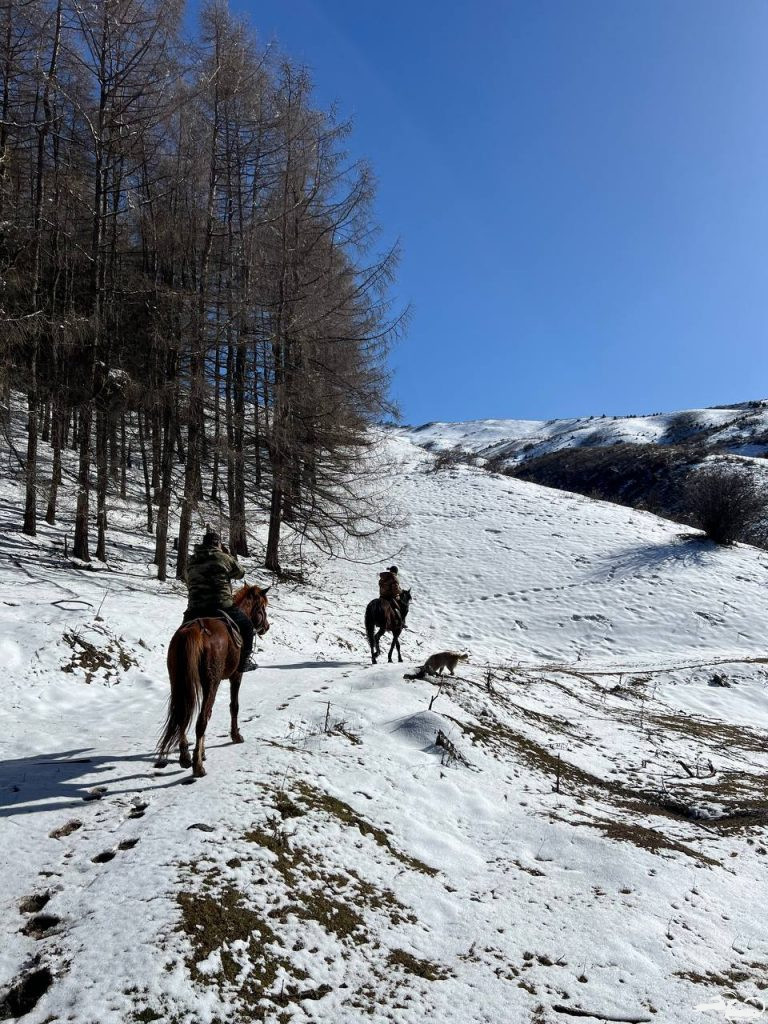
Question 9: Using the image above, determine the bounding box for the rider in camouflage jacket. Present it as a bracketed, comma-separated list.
[183, 531, 254, 671]
[186, 541, 245, 612]
[379, 566, 403, 626]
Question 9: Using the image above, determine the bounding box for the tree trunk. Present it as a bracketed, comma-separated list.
[73, 404, 92, 560]
[22, 389, 38, 536]
[42, 400, 51, 443]
[265, 475, 282, 573]
[151, 405, 161, 497]
[210, 340, 221, 501]
[45, 402, 64, 524]
[137, 411, 154, 534]
[176, 353, 204, 580]
[154, 402, 174, 579]
[109, 416, 119, 483]
[231, 341, 248, 554]
[95, 409, 108, 561]
[119, 414, 127, 499]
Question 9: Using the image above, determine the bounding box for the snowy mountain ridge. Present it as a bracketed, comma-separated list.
[2, 412, 768, 1023]
[401, 400, 768, 465]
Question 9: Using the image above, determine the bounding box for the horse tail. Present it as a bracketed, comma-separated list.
[365, 601, 377, 650]
[157, 625, 205, 757]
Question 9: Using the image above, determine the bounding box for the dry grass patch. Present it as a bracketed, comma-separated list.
[176, 883, 305, 1021]
[293, 781, 438, 876]
[387, 948, 451, 981]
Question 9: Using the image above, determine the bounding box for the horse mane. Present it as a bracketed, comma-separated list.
[233, 584, 267, 612]
[233, 585, 254, 610]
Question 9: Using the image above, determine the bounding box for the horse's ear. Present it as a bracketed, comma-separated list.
[261, 585, 271, 596]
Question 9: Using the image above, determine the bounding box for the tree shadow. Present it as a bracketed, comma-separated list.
[591, 535, 719, 583]
[268, 659, 360, 670]
[0, 747, 189, 818]
[0, 496, 180, 598]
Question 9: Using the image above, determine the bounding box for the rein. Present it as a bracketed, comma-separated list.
[239, 592, 269, 635]
[250, 602, 268, 635]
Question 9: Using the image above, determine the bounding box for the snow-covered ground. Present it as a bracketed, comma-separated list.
[402, 401, 768, 466]
[2, 424, 768, 1023]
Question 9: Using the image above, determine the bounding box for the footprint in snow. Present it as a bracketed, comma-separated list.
[49, 820, 82, 839]
[19, 892, 51, 915]
[92, 837, 140, 864]
[128, 800, 149, 820]
[82, 786, 108, 802]
[91, 850, 117, 864]
[21, 912, 61, 938]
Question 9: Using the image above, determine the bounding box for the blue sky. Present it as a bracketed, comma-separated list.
[220, 0, 768, 424]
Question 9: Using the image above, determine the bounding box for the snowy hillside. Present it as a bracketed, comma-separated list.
[2, 430, 768, 1023]
[402, 400, 768, 465]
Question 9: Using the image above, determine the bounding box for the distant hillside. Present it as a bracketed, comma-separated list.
[400, 401, 768, 538]
[402, 400, 768, 465]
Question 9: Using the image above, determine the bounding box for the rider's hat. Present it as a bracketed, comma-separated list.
[388, 565, 399, 574]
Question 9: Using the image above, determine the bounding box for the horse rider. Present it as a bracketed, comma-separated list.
[379, 565, 404, 627]
[183, 530, 256, 672]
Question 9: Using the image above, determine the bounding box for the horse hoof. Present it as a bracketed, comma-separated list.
[231, 733, 244, 744]
[193, 765, 206, 778]
[154, 758, 168, 769]
[179, 753, 192, 769]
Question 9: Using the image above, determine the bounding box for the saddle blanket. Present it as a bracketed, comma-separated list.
[181, 610, 243, 648]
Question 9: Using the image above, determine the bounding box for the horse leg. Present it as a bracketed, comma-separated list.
[230, 672, 244, 743]
[387, 626, 405, 667]
[179, 731, 192, 769]
[192, 679, 219, 778]
[374, 627, 385, 656]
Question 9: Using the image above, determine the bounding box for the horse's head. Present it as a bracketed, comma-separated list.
[234, 584, 271, 636]
[400, 589, 412, 616]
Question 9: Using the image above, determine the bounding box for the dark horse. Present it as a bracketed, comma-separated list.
[365, 590, 412, 664]
[156, 585, 270, 777]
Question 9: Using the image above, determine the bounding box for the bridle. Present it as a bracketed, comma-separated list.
[249, 596, 270, 636]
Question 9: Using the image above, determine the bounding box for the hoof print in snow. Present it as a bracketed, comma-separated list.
[91, 850, 116, 864]
[117, 837, 140, 850]
[187, 822, 215, 832]
[82, 787, 107, 802]
[21, 913, 61, 938]
[0, 967, 53, 1017]
[49, 819, 82, 839]
[19, 892, 51, 915]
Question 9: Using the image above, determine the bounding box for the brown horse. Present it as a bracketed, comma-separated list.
[156, 585, 270, 777]
[365, 589, 412, 664]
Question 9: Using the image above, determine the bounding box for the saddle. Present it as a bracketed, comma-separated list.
[182, 610, 243, 648]
[380, 597, 402, 631]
